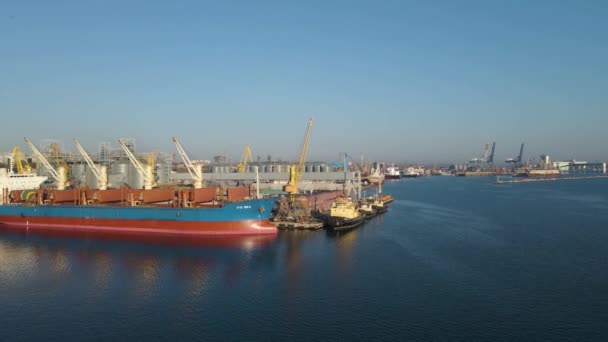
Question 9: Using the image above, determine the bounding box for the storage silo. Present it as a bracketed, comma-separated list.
[85, 166, 98, 188]
[127, 163, 144, 189]
[110, 162, 129, 187]
[71, 164, 86, 187]
[157, 161, 171, 185]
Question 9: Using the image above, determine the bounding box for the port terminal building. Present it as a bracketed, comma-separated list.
[553, 161, 607, 174]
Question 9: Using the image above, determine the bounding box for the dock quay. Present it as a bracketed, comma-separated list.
[457, 171, 496, 177]
[273, 220, 325, 230]
[496, 175, 608, 184]
[272, 190, 343, 231]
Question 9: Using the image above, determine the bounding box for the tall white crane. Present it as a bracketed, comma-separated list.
[73, 139, 109, 190]
[172, 137, 203, 189]
[118, 139, 154, 190]
[24, 137, 67, 190]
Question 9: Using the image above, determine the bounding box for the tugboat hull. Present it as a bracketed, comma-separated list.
[328, 214, 366, 231]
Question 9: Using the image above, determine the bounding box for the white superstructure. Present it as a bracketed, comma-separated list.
[385, 165, 401, 178]
[0, 168, 47, 204]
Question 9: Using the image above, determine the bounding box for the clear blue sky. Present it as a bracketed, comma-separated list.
[1, 0, 606, 164]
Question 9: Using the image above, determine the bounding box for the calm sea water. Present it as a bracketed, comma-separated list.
[1, 177, 608, 341]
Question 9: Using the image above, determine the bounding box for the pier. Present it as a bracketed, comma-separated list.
[496, 175, 608, 184]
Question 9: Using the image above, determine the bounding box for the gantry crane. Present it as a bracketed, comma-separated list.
[172, 137, 203, 188]
[73, 139, 109, 190]
[118, 139, 155, 190]
[24, 138, 67, 190]
[284, 117, 313, 197]
[11, 146, 32, 174]
[237, 145, 253, 173]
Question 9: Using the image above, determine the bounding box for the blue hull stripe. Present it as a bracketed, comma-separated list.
[0, 198, 275, 222]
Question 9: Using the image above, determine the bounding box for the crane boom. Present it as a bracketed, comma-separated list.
[517, 143, 525, 163]
[172, 137, 203, 188]
[24, 137, 66, 190]
[237, 145, 253, 173]
[73, 139, 108, 190]
[487, 142, 496, 163]
[284, 117, 313, 195]
[296, 118, 313, 185]
[118, 139, 154, 190]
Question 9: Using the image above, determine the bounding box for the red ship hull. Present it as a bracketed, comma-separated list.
[0, 223, 278, 249]
[0, 215, 277, 238]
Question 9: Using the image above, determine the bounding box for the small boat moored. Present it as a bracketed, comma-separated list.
[379, 194, 394, 205]
[327, 196, 366, 231]
[358, 199, 377, 219]
[370, 195, 387, 214]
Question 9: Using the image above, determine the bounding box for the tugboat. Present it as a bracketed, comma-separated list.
[327, 196, 366, 231]
[358, 198, 377, 219]
[370, 195, 387, 214]
[379, 194, 394, 205]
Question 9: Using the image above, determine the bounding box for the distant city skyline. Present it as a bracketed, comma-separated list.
[1, 1, 607, 164]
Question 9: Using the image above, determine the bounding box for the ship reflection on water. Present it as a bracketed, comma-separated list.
[0, 224, 277, 249]
[1, 222, 369, 319]
[277, 225, 364, 285]
[0, 229, 279, 302]
[328, 228, 360, 273]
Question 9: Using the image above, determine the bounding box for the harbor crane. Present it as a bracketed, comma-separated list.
[11, 146, 32, 175]
[73, 139, 109, 190]
[273, 118, 317, 227]
[50, 143, 67, 169]
[472, 143, 490, 163]
[470, 142, 496, 164]
[506, 143, 525, 167]
[172, 137, 203, 189]
[487, 142, 496, 163]
[284, 117, 313, 197]
[345, 153, 371, 175]
[118, 139, 155, 190]
[237, 145, 253, 173]
[24, 137, 67, 190]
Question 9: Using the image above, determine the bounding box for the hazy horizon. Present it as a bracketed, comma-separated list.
[2, 1, 607, 164]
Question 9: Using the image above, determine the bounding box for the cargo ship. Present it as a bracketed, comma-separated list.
[403, 167, 420, 178]
[1, 136, 279, 240]
[384, 164, 401, 180]
[0, 187, 278, 238]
